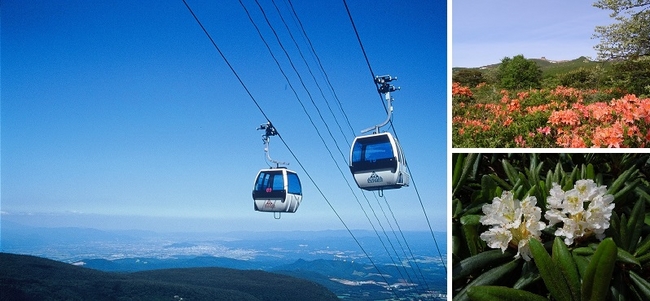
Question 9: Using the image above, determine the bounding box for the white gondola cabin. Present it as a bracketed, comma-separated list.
[349, 132, 409, 191]
[252, 168, 302, 213]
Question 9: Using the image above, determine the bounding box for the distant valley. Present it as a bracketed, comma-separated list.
[1, 220, 447, 300]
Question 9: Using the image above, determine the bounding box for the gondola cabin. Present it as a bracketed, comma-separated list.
[349, 132, 410, 191]
[252, 168, 302, 213]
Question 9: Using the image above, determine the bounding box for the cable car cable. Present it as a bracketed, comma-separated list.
[268, 0, 353, 147]
[240, 0, 414, 290]
[275, 133, 403, 299]
[380, 193, 435, 291]
[270, 0, 428, 285]
[245, 0, 349, 166]
[181, 1, 401, 297]
[341, 0, 447, 277]
[181, 0, 271, 125]
[284, 0, 356, 136]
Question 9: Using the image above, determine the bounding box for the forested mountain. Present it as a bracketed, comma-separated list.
[0, 253, 338, 301]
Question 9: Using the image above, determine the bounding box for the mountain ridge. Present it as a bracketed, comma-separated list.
[0, 252, 338, 301]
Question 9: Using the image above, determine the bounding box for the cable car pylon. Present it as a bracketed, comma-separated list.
[349, 75, 409, 196]
[251, 122, 303, 219]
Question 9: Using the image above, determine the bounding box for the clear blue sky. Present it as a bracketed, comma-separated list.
[453, 0, 614, 68]
[2, 1, 446, 233]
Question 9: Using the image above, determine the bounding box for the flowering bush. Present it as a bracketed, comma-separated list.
[452, 154, 650, 301]
[453, 82, 474, 101]
[452, 83, 649, 148]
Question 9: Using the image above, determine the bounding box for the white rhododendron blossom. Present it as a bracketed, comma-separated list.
[479, 191, 546, 261]
[544, 179, 615, 246]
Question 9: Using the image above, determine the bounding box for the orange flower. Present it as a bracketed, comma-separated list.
[548, 110, 581, 126]
[452, 82, 473, 98]
[592, 124, 624, 148]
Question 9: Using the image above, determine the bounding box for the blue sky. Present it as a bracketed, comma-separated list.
[2, 1, 446, 233]
[453, 0, 614, 68]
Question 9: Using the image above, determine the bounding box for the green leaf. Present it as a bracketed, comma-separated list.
[637, 250, 650, 264]
[460, 214, 482, 226]
[502, 160, 519, 186]
[629, 271, 650, 300]
[452, 249, 515, 281]
[552, 237, 581, 301]
[452, 234, 461, 259]
[453, 198, 462, 218]
[620, 213, 629, 250]
[462, 222, 481, 256]
[626, 199, 645, 251]
[467, 286, 548, 301]
[616, 247, 641, 267]
[480, 175, 498, 203]
[585, 163, 595, 180]
[452, 153, 466, 190]
[613, 178, 642, 206]
[572, 247, 594, 256]
[609, 212, 622, 246]
[581, 238, 617, 301]
[572, 253, 589, 279]
[453, 259, 520, 301]
[453, 153, 478, 196]
[607, 166, 637, 195]
[488, 174, 512, 191]
[634, 234, 650, 257]
[529, 238, 572, 301]
[513, 261, 540, 290]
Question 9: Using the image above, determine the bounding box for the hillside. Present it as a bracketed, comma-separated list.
[452, 56, 610, 76]
[0, 253, 338, 301]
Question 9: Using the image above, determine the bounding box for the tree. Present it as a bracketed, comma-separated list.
[558, 67, 599, 89]
[593, 0, 650, 60]
[453, 69, 484, 88]
[607, 56, 650, 96]
[497, 55, 542, 90]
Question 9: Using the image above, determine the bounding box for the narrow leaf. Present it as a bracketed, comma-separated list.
[489, 174, 512, 191]
[467, 286, 548, 301]
[452, 153, 466, 190]
[529, 238, 572, 301]
[586, 163, 595, 180]
[572, 253, 589, 279]
[502, 160, 518, 186]
[634, 234, 650, 257]
[607, 166, 636, 195]
[581, 238, 617, 301]
[513, 261, 540, 289]
[452, 249, 514, 281]
[454, 259, 519, 301]
[629, 271, 650, 300]
[453, 153, 478, 197]
[572, 247, 594, 256]
[552, 237, 581, 301]
[617, 247, 641, 267]
[613, 178, 642, 206]
[627, 199, 645, 251]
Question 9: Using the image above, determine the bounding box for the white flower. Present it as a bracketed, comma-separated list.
[480, 192, 546, 261]
[545, 179, 615, 245]
[480, 191, 522, 229]
[479, 227, 512, 252]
